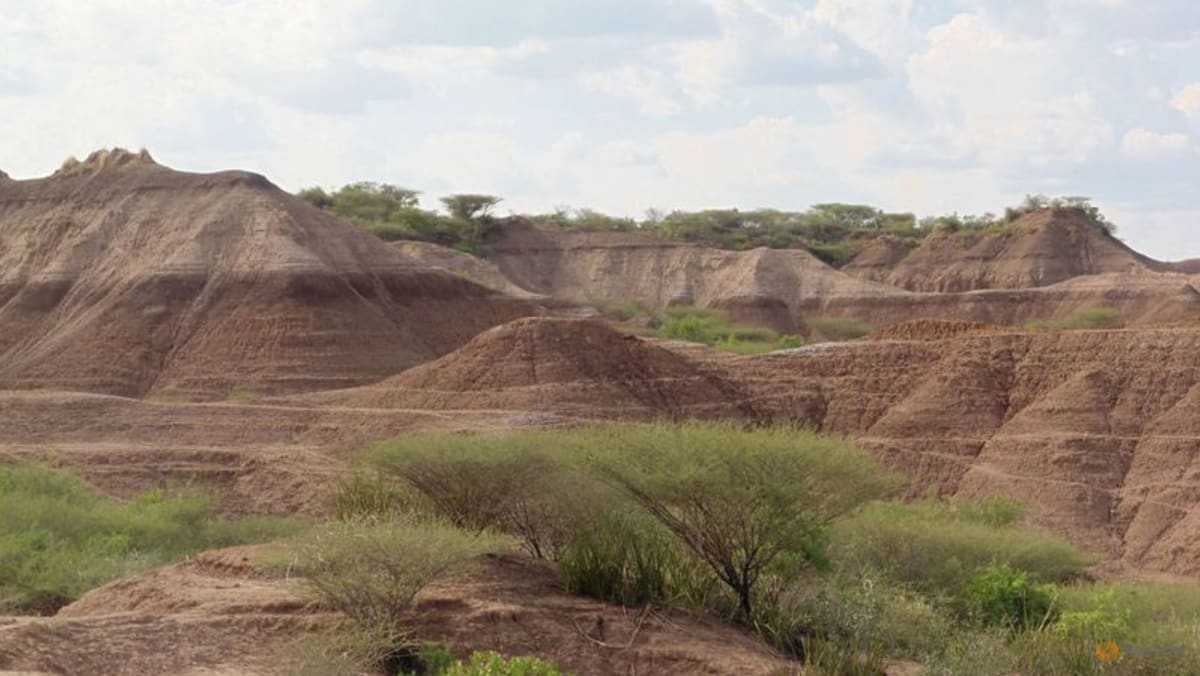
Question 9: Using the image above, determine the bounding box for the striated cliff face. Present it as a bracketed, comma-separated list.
[705, 327, 1200, 575]
[481, 219, 1200, 330]
[0, 149, 538, 399]
[844, 209, 1165, 292]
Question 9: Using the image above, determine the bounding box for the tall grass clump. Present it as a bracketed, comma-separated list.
[0, 464, 300, 614]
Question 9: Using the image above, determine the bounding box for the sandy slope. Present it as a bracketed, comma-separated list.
[0, 547, 789, 676]
[0, 149, 538, 399]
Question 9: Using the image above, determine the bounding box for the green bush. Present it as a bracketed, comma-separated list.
[660, 312, 714, 343]
[758, 572, 954, 663]
[963, 563, 1059, 630]
[331, 472, 415, 521]
[807, 316, 872, 341]
[285, 518, 506, 632]
[365, 434, 597, 559]
[829, 499, 1093, 599]
[0, 464, 300, 614]
[442, 651, 562, 676]
[557, 511, 717, 610]
[591, 423, 902, 620]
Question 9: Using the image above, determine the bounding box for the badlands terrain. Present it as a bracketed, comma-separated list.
[4, 149, 1200, 674]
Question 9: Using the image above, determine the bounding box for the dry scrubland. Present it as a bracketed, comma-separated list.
[5, 150, 1200, 674]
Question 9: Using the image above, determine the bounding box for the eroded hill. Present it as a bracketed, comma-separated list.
[0, 149, 538, 399]
[844, 208, 1166, 292]
[477, 218, 1200, 332]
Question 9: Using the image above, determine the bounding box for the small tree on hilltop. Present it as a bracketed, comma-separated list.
[441, 194, 502, 222]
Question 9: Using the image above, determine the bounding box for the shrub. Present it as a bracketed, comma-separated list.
[807, 316, 872, 341]
[365, 435, 597, 559]
[591, 423, 902, 620]
[829, 499, 1093, 599]
[285, 518, 506, 633]
[756, 572, 954, 663]
[557, 511, 716, 610]
[659, 312, 715, 343]
[442, 651, 562, 676]
[331, 472, 414, 521]
[963, 563, 1058, 630]
[0, 464, 299, 614]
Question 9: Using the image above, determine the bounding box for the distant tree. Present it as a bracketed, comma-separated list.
[297, 186, 334, 209]
[441, 194, 502, 222]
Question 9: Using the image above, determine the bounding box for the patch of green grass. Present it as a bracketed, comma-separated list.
[0, 464, 300, 614]
[658, 305, 803, 353]
[807, 316, 873, 341]
[1025, 306, 1121, 331]
[442, 651, 563, 675]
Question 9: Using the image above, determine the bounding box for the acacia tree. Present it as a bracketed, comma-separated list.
[441, 194, 502, 222]
[593, 423, 902, 621]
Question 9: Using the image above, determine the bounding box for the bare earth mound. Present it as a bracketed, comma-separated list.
[0, 547, 789, 676]
[0, 149, 537, 399]
[844, 208, 1165, 292]
[872, 319, 998, 341]
[324, 317, 762, 420]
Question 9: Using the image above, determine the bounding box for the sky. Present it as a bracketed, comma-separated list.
[1, 0, 1198, 260]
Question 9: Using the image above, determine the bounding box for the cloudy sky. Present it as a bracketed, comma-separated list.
[1, 0, 1198, 259]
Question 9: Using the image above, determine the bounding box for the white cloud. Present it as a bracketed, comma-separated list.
[1172, 83, 1200, 122]
[812, 0, 916, 61]
[667, 1, 880, 102]
[1120, 127, 1192, 160]
[577, 65, 682, 116]
[906, 13, 1115, 167]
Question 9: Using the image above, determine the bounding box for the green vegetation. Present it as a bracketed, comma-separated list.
[0, 464, 299, 614]
[806, 316, 873, 341]
[656, 305, 803, 353]
[327, 424, 1197, 673]
[1025, 306, 1121, 331]
[829, 498, 1093, 598]
[297, 182, 501, 253]
[301, 183, 1118, 268]
[590, 424, 901, 620]
[963, 563, 1059, 630]
[279, 518, 507, 675]
[442, 651, 562, 676]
